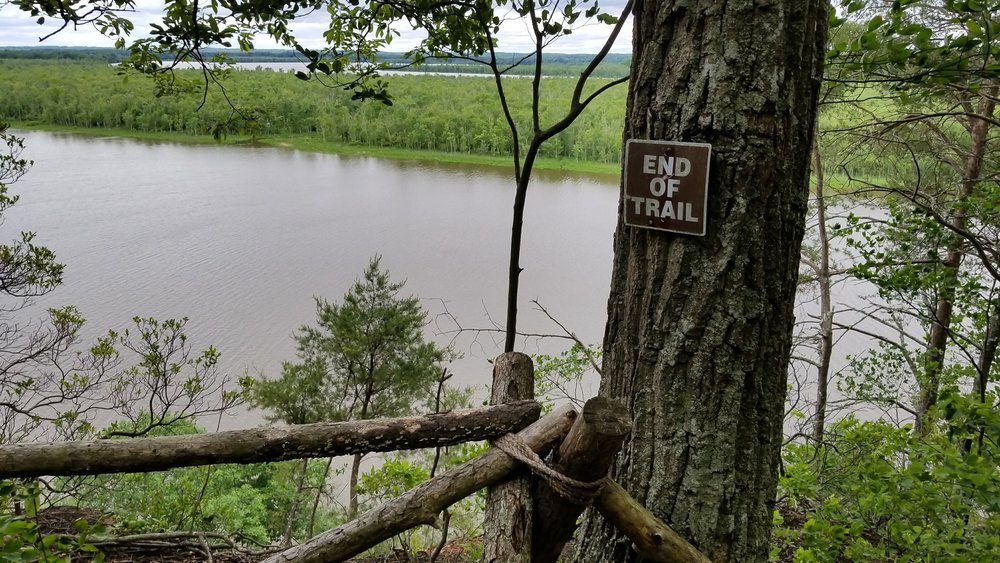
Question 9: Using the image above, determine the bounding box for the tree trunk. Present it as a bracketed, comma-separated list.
[308, 457, 335, 538]
[283, 459, 310, 546]
[975, 298, 1000, 403]
[484, 352, 535, 562]
[576, 2, 827, 561]
[348, 452, 362, 519]
[962, 295, 1000, 455]
[0, 401, 540, 478]
[811, 138, 834, 444]
[915, 91, 996, 433]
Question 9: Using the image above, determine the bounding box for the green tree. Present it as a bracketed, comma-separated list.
[774, 401, 1000, 561]
[253, 256, 445, 518]
[826, 0, 1000, 433]
[0, 124, 252, 558]
[0, 123, 75, 443]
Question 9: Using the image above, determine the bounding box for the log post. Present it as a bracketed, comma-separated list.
[484, 352, 535, 562]
[0, 402, 540, 478]
[532, 396, 631, 562]
[595, 478, 711, 563]
[264, 404, 578, 563]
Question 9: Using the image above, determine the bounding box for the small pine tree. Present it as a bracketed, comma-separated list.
[254, 256, 445, 518]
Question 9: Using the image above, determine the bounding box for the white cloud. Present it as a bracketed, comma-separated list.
[0, 0, 160, 46]
[0, 1, 632, 54]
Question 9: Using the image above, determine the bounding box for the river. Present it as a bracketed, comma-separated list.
[8, 130, 897, 437]
[8, 130, 618, 428]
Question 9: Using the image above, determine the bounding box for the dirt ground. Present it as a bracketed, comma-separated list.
[35, 506, 476, 562]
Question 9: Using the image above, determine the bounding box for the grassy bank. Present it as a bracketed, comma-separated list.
[10, 121, 621, 179]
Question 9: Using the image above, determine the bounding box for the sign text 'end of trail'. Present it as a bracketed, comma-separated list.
[624, 139, 711, 236]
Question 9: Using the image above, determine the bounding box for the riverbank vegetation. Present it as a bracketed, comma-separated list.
[0, 58, 626, 174]
[0, 46, 632, 76]
[0, 57, 888, 184]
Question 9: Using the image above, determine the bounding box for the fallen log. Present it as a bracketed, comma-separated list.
[595, 478, 711, 563]
[263, 404, 578, 563]
[0, 401, 541, 478]
[532, 396, 631, 562]
[484, 352, 535, 563]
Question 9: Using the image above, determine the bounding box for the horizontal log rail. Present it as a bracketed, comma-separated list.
[0, 401, 541, 478]
[1, 395, 711, 563]
[264, 404, 579, 563]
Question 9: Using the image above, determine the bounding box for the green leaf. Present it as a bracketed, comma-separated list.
[860, 31, 880, 50]
[596, 13, 618, 25]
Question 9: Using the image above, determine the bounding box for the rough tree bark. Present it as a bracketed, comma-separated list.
[484, 352, 535, 562]
[0, 402, 540, 478]
[576, 2, 828, 561]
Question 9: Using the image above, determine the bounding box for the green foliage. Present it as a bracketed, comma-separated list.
[1, 125, 248, 445]
[0, 61, 627, 164]
[0, 124, 80, 443]
[775, 410, 1000, 562]
[355, 442, 487, 558]
[839, 340, 919, 409]
[355, 456, 429, 556]
[788, 4, 1000, 556]
[254, 256, 445, 424]
[533, 342, 600, 410]
[357, 457, 429, 505]
[10, 0, 626, 108]
[832, 0, 1000, 91]
[0, 480, 106, 562]
[72, 416, 333, 545]
[97, 317, 251, 438]
[252, 256, 450, 524]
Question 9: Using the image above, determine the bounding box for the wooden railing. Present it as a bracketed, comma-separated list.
[0, 352, 708, 563]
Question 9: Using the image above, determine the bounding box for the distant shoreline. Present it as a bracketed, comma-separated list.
[0, 46, 632, 76]
[9, 121, 622, 180]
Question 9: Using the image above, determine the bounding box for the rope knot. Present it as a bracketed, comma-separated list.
[493, 434, 604, 505]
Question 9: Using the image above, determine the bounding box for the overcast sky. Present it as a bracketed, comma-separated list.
[0, 1, 633, 53]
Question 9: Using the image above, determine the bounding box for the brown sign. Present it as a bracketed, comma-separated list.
[624, 140, 711, 236]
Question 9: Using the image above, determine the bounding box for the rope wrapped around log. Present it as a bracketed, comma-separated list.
[493, 433, 604, 505]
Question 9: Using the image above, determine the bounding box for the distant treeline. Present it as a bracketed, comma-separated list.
[0, 57, 892, 180]
[0, 60, 627, 163]
[0, 46, 125, 62]
[0, 47, 630, 77]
